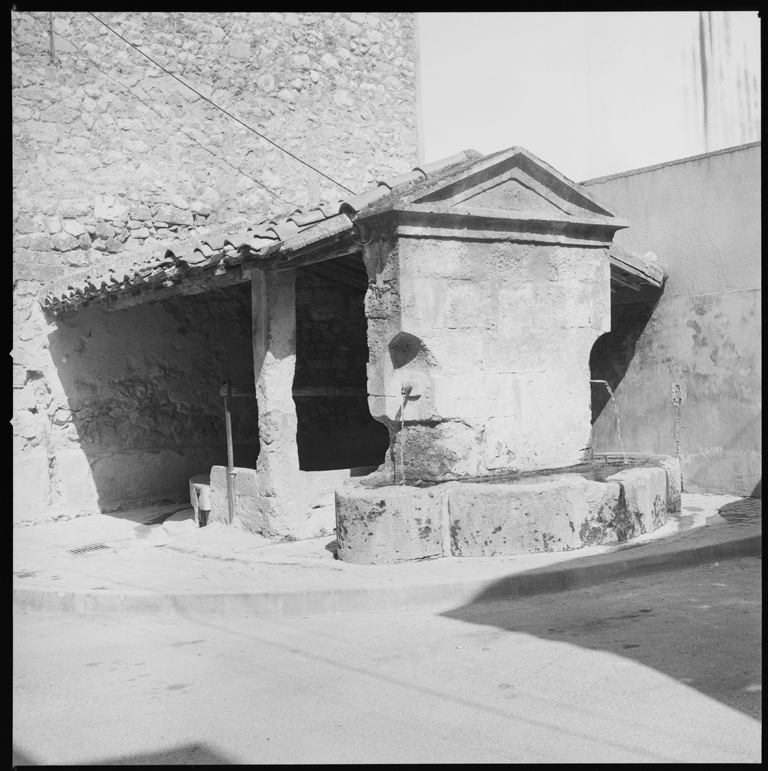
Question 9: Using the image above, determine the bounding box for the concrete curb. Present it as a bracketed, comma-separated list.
[13, 531, 761, 618]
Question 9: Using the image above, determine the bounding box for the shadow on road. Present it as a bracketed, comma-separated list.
[13, 741, 236, 766]
[440, 552, 762, 722]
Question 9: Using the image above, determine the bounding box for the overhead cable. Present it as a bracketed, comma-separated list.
[86, 11, 357, 196]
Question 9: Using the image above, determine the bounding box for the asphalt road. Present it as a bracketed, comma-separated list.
[13, 558, 761, 765]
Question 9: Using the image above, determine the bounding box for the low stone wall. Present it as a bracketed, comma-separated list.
[335, 456, 681, 564]
[208, 464, 377, 539]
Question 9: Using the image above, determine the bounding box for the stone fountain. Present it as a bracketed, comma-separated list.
[334, 148, 679, 563]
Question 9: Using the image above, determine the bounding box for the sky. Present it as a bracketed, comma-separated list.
[417, 12, 761, 182]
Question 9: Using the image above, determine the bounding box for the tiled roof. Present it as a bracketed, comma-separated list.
[38, 147, 662, 313]
[39, 150, 482, 314]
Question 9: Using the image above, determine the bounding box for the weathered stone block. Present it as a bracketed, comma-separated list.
[15, 216, 39, 234]
[606, 466, 668, 535]
[56, 198, 92, 219]
[62, 219, 85, 237]
[395, 420, 484, 482]
[638, 454, 682, 512]
[24, 121, 58, 143]
[155, 205, 193, 226]
[449, 478, 595, 556]
[210, 465, 273, 534]
[94, 222, 115, 240]
[130, 205, 152, 221]
[39, 105, 78, 123]
[13, 450, 51, 524]
[94, 195, 129, 222]
[24, 234, 52, 252]
[51, 232, 79, 252]
[335, 483, 445, 564]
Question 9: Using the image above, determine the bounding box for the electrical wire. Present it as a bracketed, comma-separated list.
[86, 12, 357, 196]
[17, 12, 301, 209]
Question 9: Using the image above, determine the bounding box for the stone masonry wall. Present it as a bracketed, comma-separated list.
[365, 231, 611, 483]
[14, 284, 258, 523]
[12, 11, 417, 523]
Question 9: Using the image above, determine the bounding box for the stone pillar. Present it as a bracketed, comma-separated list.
[364, 233, 612, 483]
[247, 266, 301, 535]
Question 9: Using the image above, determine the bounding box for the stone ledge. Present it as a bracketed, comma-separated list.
[336, 456, 680, 563]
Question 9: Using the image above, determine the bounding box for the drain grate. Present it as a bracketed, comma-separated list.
[67, 543, 109, 556]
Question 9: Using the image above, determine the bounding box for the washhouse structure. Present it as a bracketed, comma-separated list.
[41, 147, 673, 553]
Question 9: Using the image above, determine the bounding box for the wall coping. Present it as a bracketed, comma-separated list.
[580, 141, 761, 187]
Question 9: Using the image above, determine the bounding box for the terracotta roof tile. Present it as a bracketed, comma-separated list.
[249, 223, 276, 239]
[414, 150, 482, 176]
[202, 235, 227, 251]
[39, 149, 496, 313]
[180, 251, 209, 266]
[194, 243, 215, 258]
[267, 220, 301, 240]
[340, 185, 390, 215]
[380, 169, 426, 189]
[288, 209, 327, 227]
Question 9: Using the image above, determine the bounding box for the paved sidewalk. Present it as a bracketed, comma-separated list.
[13, 493, 761, 617]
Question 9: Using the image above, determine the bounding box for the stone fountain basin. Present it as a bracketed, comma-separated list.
[335, 454, 682, 564]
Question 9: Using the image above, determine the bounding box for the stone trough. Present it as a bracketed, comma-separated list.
[335, 453, 682, 564]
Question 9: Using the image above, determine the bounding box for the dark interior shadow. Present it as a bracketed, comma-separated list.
[750, 479, 762, 499]
[294, 268, 388, 471]
[439, 545, 761, 721]
[590, 289, 662, 424]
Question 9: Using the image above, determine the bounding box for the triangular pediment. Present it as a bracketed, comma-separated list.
[403, 147, 618, 221]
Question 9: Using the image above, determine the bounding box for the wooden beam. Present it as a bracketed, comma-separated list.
[307, 259, 367, 285]
[270, 241, 362, 272]
[609, 244, 665, 287]
[302, 254, 368, 286]
[303, 265, 367, 292]
[100, 265, 250, 311]
[292, 386, 367, 397]
[610, 272, 642, 292]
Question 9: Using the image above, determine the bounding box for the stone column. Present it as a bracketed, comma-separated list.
[364, 233, 612, 482]
[249, 266, 301, 535]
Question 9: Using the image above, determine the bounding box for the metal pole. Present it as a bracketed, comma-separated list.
[221, 380, 236, 525]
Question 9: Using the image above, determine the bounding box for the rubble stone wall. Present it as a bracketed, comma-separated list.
[14, 284, 258, 523]
[12, 11, 417, 523]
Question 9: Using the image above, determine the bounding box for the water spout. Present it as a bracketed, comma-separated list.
[590, 380, 627, 464]
[398, 383, 412, 485]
